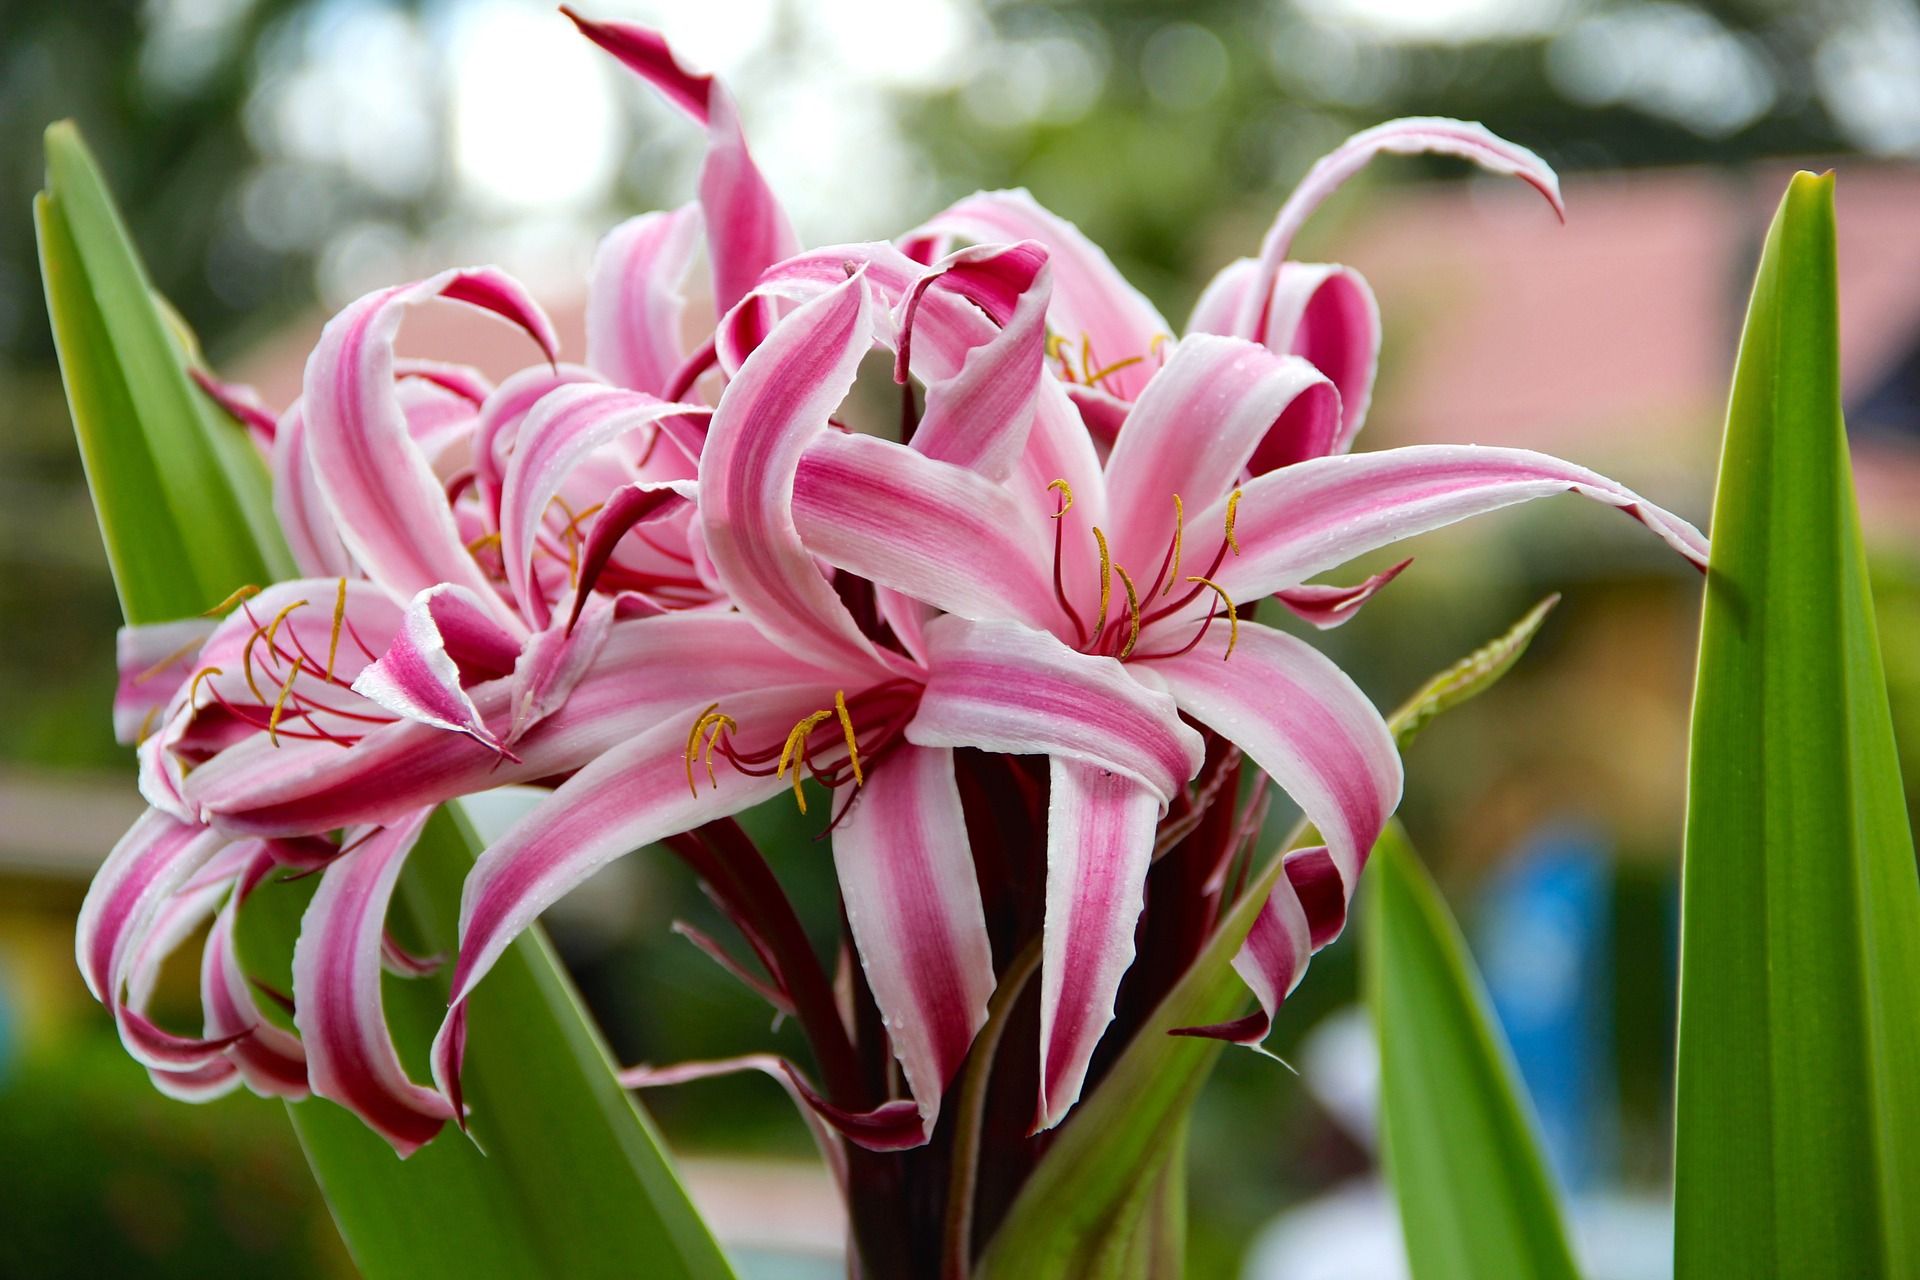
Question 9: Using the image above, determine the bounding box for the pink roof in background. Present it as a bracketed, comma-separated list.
[1331, 162, 1920, 541]
[1337, 162, 1920, 450]
[237, 160, 1920, 543]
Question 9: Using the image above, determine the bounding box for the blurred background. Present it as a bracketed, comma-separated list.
[4, 0, 1920, 1275]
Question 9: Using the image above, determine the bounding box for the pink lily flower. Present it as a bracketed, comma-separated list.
[434, 226, 1704, 1161]
[91, 100, 784, 1144]
[83, 18, 1714, 1236]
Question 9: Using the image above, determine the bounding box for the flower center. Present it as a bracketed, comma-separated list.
[1044, 482, 1243, 663]
[684, 680, 923, 822]
[184, 582, 389, 750]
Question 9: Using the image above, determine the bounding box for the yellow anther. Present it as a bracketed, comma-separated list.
[1148, 333, 1171, 361]
[1084, 354, 1143, 389]
[136, 704, 161, 745]
[1080, 335, 1096, 385]
[1090, 526, 1113, 641]
[186, 666, 223, 708]
[265, 598, 308, 656]
[553, 495, 584, 587]
[567, 501, 605, 538]
[1163, 494, 1184, 596]
[1046, 478, 1074, 518]
[1113, 564, 1142, 661]
[1225, 489, 1243, 556]
[685, 702, 722, 796]
[240, 628, 271, 706]
[249, 599, 308, 708]
[834, 690, 863, 787]
[133, 635, 207, 686]
[466, 531, 503, 555]
[326, 578, 348, 681]
[202, 584, 259, 617]
[268, 656, 305, 746]
[1047, 331, 1078, 382]
[702, 714, 737, 788]
[1185, 576, 1240, 658]
[778, 710, 835, 814]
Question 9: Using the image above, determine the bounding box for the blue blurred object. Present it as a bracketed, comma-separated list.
[1473, 824, 1619, 1192]
[0, 955, 16, 1087]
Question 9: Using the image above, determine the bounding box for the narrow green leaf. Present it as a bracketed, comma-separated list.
[1389, 594, 1557, 747]
[977, 600, 1558, 1277]
[1365, 824, 1579, 1280]
[38, 122, 293, 616]
[40, 122, 734, 1280]
[1674, 171, 1920, 1276]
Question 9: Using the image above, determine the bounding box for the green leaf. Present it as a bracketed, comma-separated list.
[1674, 171, 1920, 1276]
[977, 599, 1558, 1278]
[1365, 824, 1579, 1280]
[1388, 595, 1557, 747]
[241, 810, 735, 1280]
[37, 121, 293, 618]
[39, 121, 734, 1280]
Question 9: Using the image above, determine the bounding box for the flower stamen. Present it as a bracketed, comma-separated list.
[1046, 479, 1074, 518]
[1089, 526, 1113, 644]
[778, 710, 836, 814]
[326, 578, 348, 681]
[834, 690, 863, 787]
[187, 666, 223, 709]
[264, 598, 308, 658]
[133, 635, 208, 686]
[202, 584, 260, 617]
[1154, 494, 1185, 598]
[1185, 575, 1239, 658]
[1113, 564, 1142, 660]
[702, 714, 737, 788]
[268, 657, 305, 746]
[685, 702, 722, 796]
[1225, 489, 1244, 556]
[1046, 480, 1087, 643]
[1084, 354, 1143, 389]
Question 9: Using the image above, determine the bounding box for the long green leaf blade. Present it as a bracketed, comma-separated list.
[1674, 171, 1920, 1276]
[39, 122, 734, 1280]
[38, 122, 293, 612]
[1366, 824, 1579, 1280]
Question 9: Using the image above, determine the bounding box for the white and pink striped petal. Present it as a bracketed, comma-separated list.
[1235, 117, 1563, 344]
[1101, 335, 1337, 573]
[1188, 445, 1709, 609]
[566, 10, 798, 321]
[293, 809, 453, 1156]
[910, 616, 1203, 803]
[435, 686, 839, 1108]
[907, 189, 1171, 401]
[698, 272, 896, 674]
[792, 431, 1062, 632]
[832, 745, 995, 1137]
[1035, 758, 1161, 1130]
[302, 266, 554, 630]
[587, 205, 702, 394]
[351, 584, 521, 753]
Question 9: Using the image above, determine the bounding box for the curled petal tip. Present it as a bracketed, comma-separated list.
[438, 268, 561, 368]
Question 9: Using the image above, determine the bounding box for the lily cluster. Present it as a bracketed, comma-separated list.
[80, 5, 1707, 1261]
